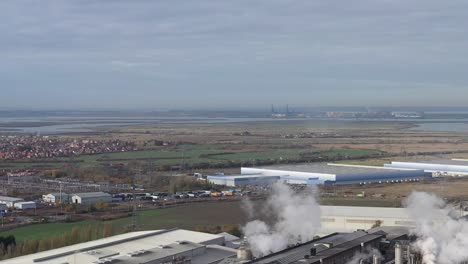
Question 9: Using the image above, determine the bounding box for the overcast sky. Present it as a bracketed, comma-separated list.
[1, 0, 467, 110]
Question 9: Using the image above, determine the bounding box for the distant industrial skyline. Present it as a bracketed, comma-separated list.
[1, 1, 468, 109]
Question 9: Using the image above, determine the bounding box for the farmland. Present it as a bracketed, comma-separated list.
[0, 143, 384, 171]
[0, 200, 247, 241]
[0, 196, 402, 242]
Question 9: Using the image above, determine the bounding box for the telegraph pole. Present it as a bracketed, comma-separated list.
[132, 173, 137, 231]
[129, 164, 141, 231]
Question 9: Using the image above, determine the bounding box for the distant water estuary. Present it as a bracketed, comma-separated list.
[408, 122, 468, 132]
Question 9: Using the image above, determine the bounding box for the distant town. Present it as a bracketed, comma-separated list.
[0, 136, 137, 160]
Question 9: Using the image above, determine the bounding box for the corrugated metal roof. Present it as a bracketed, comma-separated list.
[46, 193, 69, 197]
[320, 205, 411, 219]
[246, 163, 421, 175]
[0, 196, 24, 202]
[6, 229, 225, 264]
[72, 192, 111, 198]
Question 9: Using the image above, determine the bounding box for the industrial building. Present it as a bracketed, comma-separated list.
[319, 206, 416, 233]
[5, 225, 454, 264]
[5, 228, 236, 264]
[0, 196, 24, 208]
[240, 163, 431, 185]
[384, 159, 468, 176]
[14, 201, 36, 210]
[207, 174, 282, 187]
[71, 192, 112, 205]
[42, 192, 71, 204]
[243, 231, 384, 264]
[219, 227, 422, 264]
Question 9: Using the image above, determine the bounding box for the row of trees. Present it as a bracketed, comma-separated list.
[0, 236, 16, 257]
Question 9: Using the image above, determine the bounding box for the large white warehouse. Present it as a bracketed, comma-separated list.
[384, 159, 468, 176]
[207, 174, 282, 187]
[4, 228, 234, 264]
[241, 163, 431, 185]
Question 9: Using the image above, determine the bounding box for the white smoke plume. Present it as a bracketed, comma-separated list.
[405, 191, 468, 264]
[241, 196, 255, 220]
[242, 182, 321, 257]
[346, 247, 382, 264]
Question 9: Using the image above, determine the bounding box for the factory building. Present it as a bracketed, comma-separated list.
[244, 231, 385, 264]
[384, 159, 468, 176]
[207, 174, 282, 187]
[14, 201, 36, 210]
[42, 193, 71, 204]
[241, 163, 431, 186]
[5, 226, 449, 264]
[319, 206, 416, 233]
[71, 192, 112, 205]
[5, 228, 235, 264]
[0, 196, 24, 208]
[220, 227, 420, 264]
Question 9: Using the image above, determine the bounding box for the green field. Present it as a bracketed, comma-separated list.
[0, 143, 385, 171]
[0, 220, 101, 241]
[0, 201, 247, 241]
[0, 196, 400, 242]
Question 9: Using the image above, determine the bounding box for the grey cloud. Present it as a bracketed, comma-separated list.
[0, 0, 467, 108]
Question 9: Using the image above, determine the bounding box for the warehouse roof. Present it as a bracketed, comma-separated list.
[297, 233, 385, 264]
[208, 174, 283, 180]
[247, 163, 419, 176]
[250, 231, 384, 264]
[415, 159, 468, 165]
[0, 196, 24, 202]
[389, 159, 468, 166]
[5, 228, 226, 264]
[72, 192, 111, 198]
[320, 205, 411, 219]
[46, 192, 69, 197]
[14, 201, 35, 205]
[385, 160, 468, 173]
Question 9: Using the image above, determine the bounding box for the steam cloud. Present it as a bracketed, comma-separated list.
[346, 247, 382, 264]
[405, 191, 468, 264]
[242, 182, 321, 257]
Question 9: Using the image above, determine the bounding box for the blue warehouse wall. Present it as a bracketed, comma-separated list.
[334, 170, 431, 184]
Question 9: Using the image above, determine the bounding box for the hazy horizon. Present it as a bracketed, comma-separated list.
[3, 106, 468, 113]
[2, 1, 468, 109]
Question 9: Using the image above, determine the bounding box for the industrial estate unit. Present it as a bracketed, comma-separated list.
[4, 227, 432, 264]
[208, 163, 431, 187]
[384, 159, 468, 176]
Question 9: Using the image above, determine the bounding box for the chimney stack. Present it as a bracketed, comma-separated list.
[237, 237, 253, 261]
[373, 254, 381, 264]
[395, 243, 403, 264]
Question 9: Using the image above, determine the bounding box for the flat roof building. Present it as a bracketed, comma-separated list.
[0, 196, 24, 208]
[384, 159, 468, 176]
[4, 229, 234, 264]
[71, 192, 112, 205]
[219, 231, 386, 264]
[241, 163, 431, 185]
[207, 174, 282, 187]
